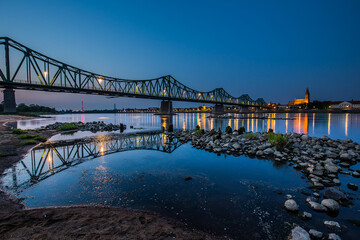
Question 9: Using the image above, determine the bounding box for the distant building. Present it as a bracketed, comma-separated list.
[329, 101, 360, 109]
[288, 88, 310, 105]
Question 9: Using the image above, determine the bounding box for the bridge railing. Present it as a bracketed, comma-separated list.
[0, 37, 266, 106]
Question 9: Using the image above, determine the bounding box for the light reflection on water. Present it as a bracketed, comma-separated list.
[3, 132, 306, 240]
[13, 112, 360, 142]
[3, 112, 360, 239]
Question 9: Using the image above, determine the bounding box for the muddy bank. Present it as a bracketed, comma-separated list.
[0, 116, 222, 240]
[0, 206, 219, 240]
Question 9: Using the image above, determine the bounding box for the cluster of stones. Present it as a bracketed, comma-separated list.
[173, 128, 360, 240]
[288, 226, 341, 240]
[42, 121, 126, 132]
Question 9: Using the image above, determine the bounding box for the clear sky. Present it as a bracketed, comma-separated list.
[0, 0, 359, 110]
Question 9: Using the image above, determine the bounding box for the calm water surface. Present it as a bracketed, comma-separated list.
[2, 113, 360, 239]
[12, 112, 360, 142]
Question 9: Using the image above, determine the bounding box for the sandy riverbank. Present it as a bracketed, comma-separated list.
[0, 115, 222, 240]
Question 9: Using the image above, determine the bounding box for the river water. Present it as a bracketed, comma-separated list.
[2, 113, 360, 239]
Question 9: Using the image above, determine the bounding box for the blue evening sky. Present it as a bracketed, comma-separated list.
[0, 0, 359, 110]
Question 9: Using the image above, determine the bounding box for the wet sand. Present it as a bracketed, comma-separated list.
[0, 115, 221, 240]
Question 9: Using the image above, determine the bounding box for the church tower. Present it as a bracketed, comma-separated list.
[305, 88, 310, 103]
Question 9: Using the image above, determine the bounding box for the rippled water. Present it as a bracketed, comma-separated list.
[2, 113, 360, 239]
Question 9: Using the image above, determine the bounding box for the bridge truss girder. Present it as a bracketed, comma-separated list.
[0, 37, 265, 107]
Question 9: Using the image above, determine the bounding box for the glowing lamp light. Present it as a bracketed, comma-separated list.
[98, 78, 103, 83]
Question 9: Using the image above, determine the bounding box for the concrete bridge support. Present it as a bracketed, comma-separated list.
[238, 106, 249, 113]
[159, 100, 173, 115]
[3, 88, 16, 113]
[212, 104, 224, 115]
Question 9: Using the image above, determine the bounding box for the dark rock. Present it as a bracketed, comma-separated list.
[321, 199, 339, 212]
[347, 183, 358, 191]
[184, 176, 192, 181]
[308, 201, 327, 212]
[288, 226, 310, 240]
[328, 233, 342, 240]
[300, 190, 311, 196]
[284, 199, 299, 212]
[273, 190, 283, 195]
[323, 188, 347, 201]
[309, 229, 323, 239]
[300, 211, 312, 220]
[347, 219, 360, 226]
[324, 220, 341, 230]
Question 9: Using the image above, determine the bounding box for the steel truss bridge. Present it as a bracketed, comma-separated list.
[0, 37, 265, 107]
[7, 132, 182, 190]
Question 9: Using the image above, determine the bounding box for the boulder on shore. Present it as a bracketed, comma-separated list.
[323, 188, 347, 201]
[284, 199, 299, 212]
[308, 201, 327, 212]
[324, 220, 341, 230]
[321, 199, 339, 212]
[288, 226, 310, 240]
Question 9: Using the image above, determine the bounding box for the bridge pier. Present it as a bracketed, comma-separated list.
[212, 104, 224, 115]
[3, 88, 16, 113]
[159, 100, 173, 115]
[238, 106, 249, 113]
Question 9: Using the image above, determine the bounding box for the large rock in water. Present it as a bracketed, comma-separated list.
[309, 229, 323, 239]
[328, 233, 342, 240]
[308, 201, 327, 212]
[324, 220, 341, 230]
[288, 226, 310, 240]
[284, 199, 299, 212]
[321, 199, 339, 212]
[324, 163, 339, 173]
[264, 148, 274, 155]
[323, 188, 347, 201]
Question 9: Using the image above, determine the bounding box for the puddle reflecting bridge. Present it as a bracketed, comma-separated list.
[8, 132, 182, 190]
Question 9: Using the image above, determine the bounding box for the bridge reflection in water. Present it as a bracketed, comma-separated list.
[9, 131, 182, 190]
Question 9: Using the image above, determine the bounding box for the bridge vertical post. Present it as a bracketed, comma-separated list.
[5, 38, 10, 82]
[159, 100, 173, 115]
[3, 88, 16, 113]
[3, 38, 17, 113]
[212, 104, 224, 115]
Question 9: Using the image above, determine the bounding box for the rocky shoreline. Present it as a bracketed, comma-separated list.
[172, 127, 360, 240]
[43, 121, 127, 132]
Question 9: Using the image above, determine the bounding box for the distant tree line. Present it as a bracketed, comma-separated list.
[0, 102, 57, 113]
[309, 101, 331, 110]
